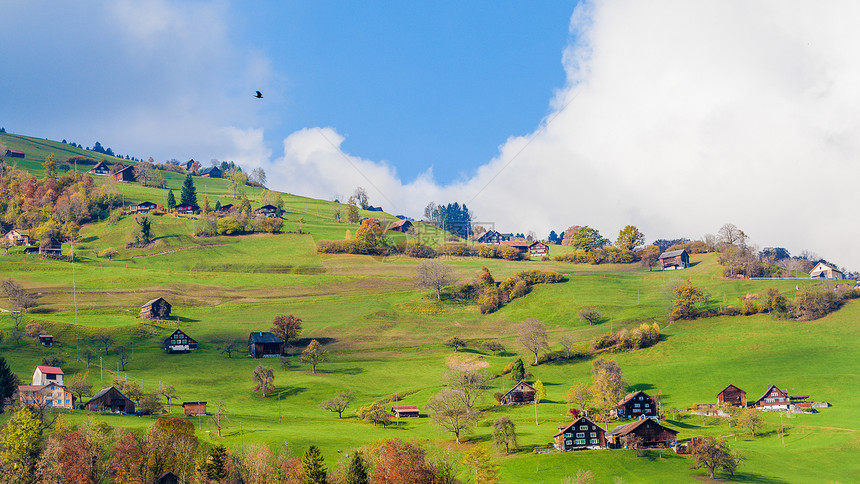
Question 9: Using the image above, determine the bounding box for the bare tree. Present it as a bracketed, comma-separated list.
[81, 349, 95, 368]
[218, 340, 239, 358]
[319, 391, 354, 418]
[443, 369, 488, 409]
[156, 383, 180, 413]
[426, 389, 480, 444]
[0, 239, 13, 255]
[481, 341, 504, 356]
[517, 318, 549, 365]
[718, 223, 748, 248]
[65, 374, 92, 406]
[211, 400, 230, 437]
[415, 260, 456, 301]
[117, 345, 130, 371]
[252, 365, 275, 397]
[95, 333, 113, 354]
[352, 187, 369, 209]
[559, 334, 576, 359]
[2, 279, 38, 330]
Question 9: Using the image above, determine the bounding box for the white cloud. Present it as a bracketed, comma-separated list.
[265, 0, 860, 269]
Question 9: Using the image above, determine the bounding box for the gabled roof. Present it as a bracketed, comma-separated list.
[168, 328, 196, 342]
[387, 219, 412, 230]
[554, 416, 604, 437]
[142, 297, 167, 308]
[182, 401, 207, 406]
[614, 390, 653, 408]
[35, 365, 64, 375]
[755, 384, 787, 403]
[529, 241, 548, 248]
[86, 386, 136, 405]
[718, 384, 745, 395]
[249, 331, 284, 344]
[115, 165, 134, 173]
[502, 381, 536, 399]
[199, 166, 220, 175]
[501, 240, 530, 248]
[255, 204, 277, 211]
[659, 249, 687, 259]
[89, 161, 109, 169]
[606, 418, 677, 437]
[391, 405, 419, 411]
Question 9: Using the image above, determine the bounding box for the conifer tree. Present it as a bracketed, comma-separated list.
[180, 174, 197, 209]
[345, 452, 369, 484]
[301, 445, 327, 484]
[166, 190, 176, 210]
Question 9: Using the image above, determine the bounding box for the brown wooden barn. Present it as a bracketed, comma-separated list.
[612, 390, 658, 419]
[182, 401, 207, 416]
[659, 249, 690, 270]
[248, 331, 285, 358]
[38, 237, 63, 257]
[500, 240, 530, 254]
[114, 165, 135, 182]
[717, 384, 747, 407]
[500, 381, 536, 405]
[85, 386, 136, 414]
[554, 417, 607, 451]
[155, 471, 181, 484]
[387, 219, 414, 233]
[38, 334, 54, 346]
[140, 297, 172, 319]
[199, 166, 221, 178]
[391, 405, 420, 418]
[5, 149, 25, 158]
[606, 418, 678, 448]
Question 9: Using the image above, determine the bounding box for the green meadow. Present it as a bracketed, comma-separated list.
[1, 135, 858, 482]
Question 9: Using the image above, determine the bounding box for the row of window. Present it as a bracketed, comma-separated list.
[564, 432, 598, 438]
[564, 439, 601, 446]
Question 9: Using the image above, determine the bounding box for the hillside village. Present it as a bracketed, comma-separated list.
[0, 132, 858, 483]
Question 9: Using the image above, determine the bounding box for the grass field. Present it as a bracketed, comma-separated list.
[1, 140, 858, 482]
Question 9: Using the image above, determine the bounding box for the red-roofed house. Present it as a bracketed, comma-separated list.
[754, 384, 790, 410]
[500, 240, 530, 254]
[33, 366, 64, 386]
[5, 149, 25, 158]
[391, 405, 420, 418]
[554, 417, 607, 451]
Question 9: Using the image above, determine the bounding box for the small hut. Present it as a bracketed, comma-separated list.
[140, 297, 171, 319]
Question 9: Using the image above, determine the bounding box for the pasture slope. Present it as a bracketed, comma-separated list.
[0, 134, 858, 483]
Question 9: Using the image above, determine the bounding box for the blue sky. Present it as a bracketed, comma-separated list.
[5, 1, 860, 270]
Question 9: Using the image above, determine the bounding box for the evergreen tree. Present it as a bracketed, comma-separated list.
[345, 451, 369, 484]
[214, 200, 222, 211]
[301, 445, 327, 484]
[180, 174, 198, 209]
[202, 445, 229, 481]
[0, 357, 18, 412]
[511, 358, 525, 381]
[166, 190, 176, 210]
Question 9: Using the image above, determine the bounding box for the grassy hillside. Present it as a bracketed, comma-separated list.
[1, 137, 858, 482]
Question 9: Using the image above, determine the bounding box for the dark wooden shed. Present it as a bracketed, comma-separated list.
[717, 384, 747, 407]
[141, 297, 172, 319]
[114, 165, 135, 182]
[391, 405, 420, 418]
[248, 332, 285, 358]
[554, 417, 607, 451]
[182, 401, 207, 416]
[85, 386, 136, 414]
[500, 381, 536, 405]
[659, 249, 690, 270]
[606, 419, 678, 448]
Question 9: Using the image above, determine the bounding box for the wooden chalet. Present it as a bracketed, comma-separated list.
[500, 381, 537, 405]
[475, 230, 511, 244]
[248, 331, 284, 358]
[182, 159, 197, 171]
[391, 405, 420, 418]
[36, 237, 63, 257]
[554, 417, 607, 451]
[659, 249, 689, 270]
[754, 384, 791, 409]
[3, 229, 30, 245]
[38, 334, 54, 346]
[163, 328, 198, 353]
[88, 161, 111, 175]
[114, 165, 135, 182]
[500, 240, 530, 254]
[717, 384, 747, 407]
[606, 418, 678, 449]
[18, 383, 73, 409]
[612, 390, 658, 419]
[156, 471, 181, 484]
[140, 297, 172, 319]
[182, 401, 207, 416]
[174, 205, 195, 215]
[129, 201, 157, 214]
[809, 262, 843, 280]
[85, 386, 136, 414]
[217, 203, 234, 213]
[199, 166, 221, 178]
[528, 241, 549, 258]
[387, 219, 414, 234]
[5, 149, 25, 158]
[254, 204, 278, 218]
[33, 365, 64, 386]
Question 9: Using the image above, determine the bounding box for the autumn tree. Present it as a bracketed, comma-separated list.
[427, 389, 480, 443]
[591, 358, 627, 424]
[671, 280, 705, 320]
[145, 417, 198, 482]
[415, 260, 456, 300]
[640, 245, 661, 271]
[252, 365, 275, 397]
[462, 446, 501, 484]
[109, 432, 144, 484]
[57, 430, 95, 483]
[533, 380, 547, 404]
[355, 217, 383, 245]
[301, 339, 327, 374]
[319, 391, 354, 418]
[99, 247, 119, 261]
[346, 197, 360, 223]
[517, 318, 549, 365]
[569, 226, 608, 252]
[718, 223, 747, 248]
[0, 406, 42, 476]
[356, 401, 390, 428]
[0, 238, 13, 255]
[615, 225, 645, 251]
[271, 314, 303, 344]
[444, 336, 467, 352]
[492, 416, 518, 454]
[44, 153, 58, 179]
[565, 383, 593, 413]
[301, 445, 327, 484]
[371, 439, 435, 484]
[443, 368, 488, 409]
[736, 408, 764, 437]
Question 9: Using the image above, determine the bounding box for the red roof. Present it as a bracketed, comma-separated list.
[501, 240, 530, 248]
[391, 405, 419, 411]
[39, 334, 53, 338]
[35, 365, 64, 374]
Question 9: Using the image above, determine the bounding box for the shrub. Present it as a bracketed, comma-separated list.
[510, 280, 529, 299]
[475, 244, 498, 258]
[793, 284, 841, 321]
[478, 287, 501, 314]
[216, 216, 243, 235]
[405, 244, 436, 258]
[497, 245, 522, 261]
[437, 243, 475, 257]
[741, 299, 760, 316]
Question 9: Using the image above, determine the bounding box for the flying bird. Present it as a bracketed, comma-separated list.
[255, 91, 263, 98]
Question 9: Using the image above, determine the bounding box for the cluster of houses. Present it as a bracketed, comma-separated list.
[127, 200, 281, 218]
[86, 159, 223, 182]
[3, 229, 63, 257]
[494, 380, 817, 453]
[470, 230, 550, 258]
